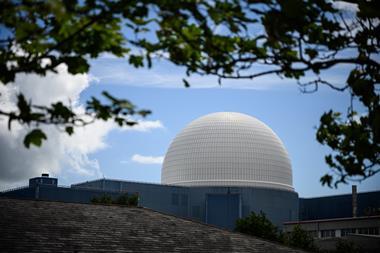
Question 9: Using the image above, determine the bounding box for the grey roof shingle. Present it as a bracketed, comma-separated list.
[0, 198, 305, 252]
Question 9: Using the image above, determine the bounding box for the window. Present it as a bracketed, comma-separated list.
[341, 228, 356, 236]
[358, 227, 369, 235]
[321, 230, 336, 238]
[358, 227, 379, 235]
[369, 227, 379, 235]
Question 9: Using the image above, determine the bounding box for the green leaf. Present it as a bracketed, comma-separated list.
[129, 55, 144, 67]
[183, 78, 190, 88]
[63, 56, 90, 74]
[320, 174, 333, 188]
[24, 129, 47, 148]
[138, 109, 151, 117]
[305, 48, 318, 60]
[17, 94, 30, 116]
[65, 126, 74, 135]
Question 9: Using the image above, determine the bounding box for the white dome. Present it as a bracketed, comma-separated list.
[161, 112, 293, 191]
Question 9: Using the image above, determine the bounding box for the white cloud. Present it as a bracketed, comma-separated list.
[126, 120, 164, 132]
[90, 58, 296, 90]
[0, 64, 163, 188]
[332, 1, 358, 13]
[15, 64, 90, 106]
[91, 56, 354, 91]
[131, 154, 164, 165]
[0, 65, 103, 188]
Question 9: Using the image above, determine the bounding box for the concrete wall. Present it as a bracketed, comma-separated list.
[315, 235, 380, 253]
[284, 216, 380, 239]
[284, 217, 380, 233]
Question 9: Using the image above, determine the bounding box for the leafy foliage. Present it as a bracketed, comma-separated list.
[23, 129, 47, 148]
[91, 193, 139, 207]
[333, 239, 361, 253]
[283, 225, 316, 252]
[0, 0, 151, 148]
[236, 213, 319, 251]
[91, 194, 113, 205]
[0, 0, 379, 186]
[235, 211, 279, 242]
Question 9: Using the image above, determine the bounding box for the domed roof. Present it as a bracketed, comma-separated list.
[161, 112, 293, 191]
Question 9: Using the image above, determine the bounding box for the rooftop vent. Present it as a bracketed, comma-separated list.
[41, 173, 49, 177]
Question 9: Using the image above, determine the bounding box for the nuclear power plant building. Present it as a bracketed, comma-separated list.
[2, 112, 380, 235]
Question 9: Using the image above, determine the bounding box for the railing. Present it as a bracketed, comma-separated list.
[1, 183, 133, 194]
[1, 184, 71, 193]
[71, 177, 183, 187]
[0, 185, 29, 193]
[72, 185, 130, 193]
[57, 185, 71, 188]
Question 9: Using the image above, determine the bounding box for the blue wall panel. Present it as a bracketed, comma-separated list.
[299, 191, 380, 220]
[206, 194, 240, 229]
[73, 180, 191, 218]
[73, 180, 299, 229]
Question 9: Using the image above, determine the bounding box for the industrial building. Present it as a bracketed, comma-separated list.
[2, 112, 380, 235]
[284, 215, 380, 238]
[283, 215, 380, 251]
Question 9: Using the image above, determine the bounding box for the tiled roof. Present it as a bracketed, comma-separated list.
[0, 198, 305, 252]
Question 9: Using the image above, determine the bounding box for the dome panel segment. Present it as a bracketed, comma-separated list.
[161, 112, 293, 191]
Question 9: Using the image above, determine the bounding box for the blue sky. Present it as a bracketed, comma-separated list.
[60, 56, 380, 198]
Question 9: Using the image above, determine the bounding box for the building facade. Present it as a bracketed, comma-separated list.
[72, 178, 298, 229]
[284, 216, 380, 238]
[283, 216, 380, 252]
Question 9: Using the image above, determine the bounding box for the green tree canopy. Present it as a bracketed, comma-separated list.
[0, 0, 379, 187]
[283, 225, 316, 252]
[235, 211, 279, 242]
[236, 214, 318, 251]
